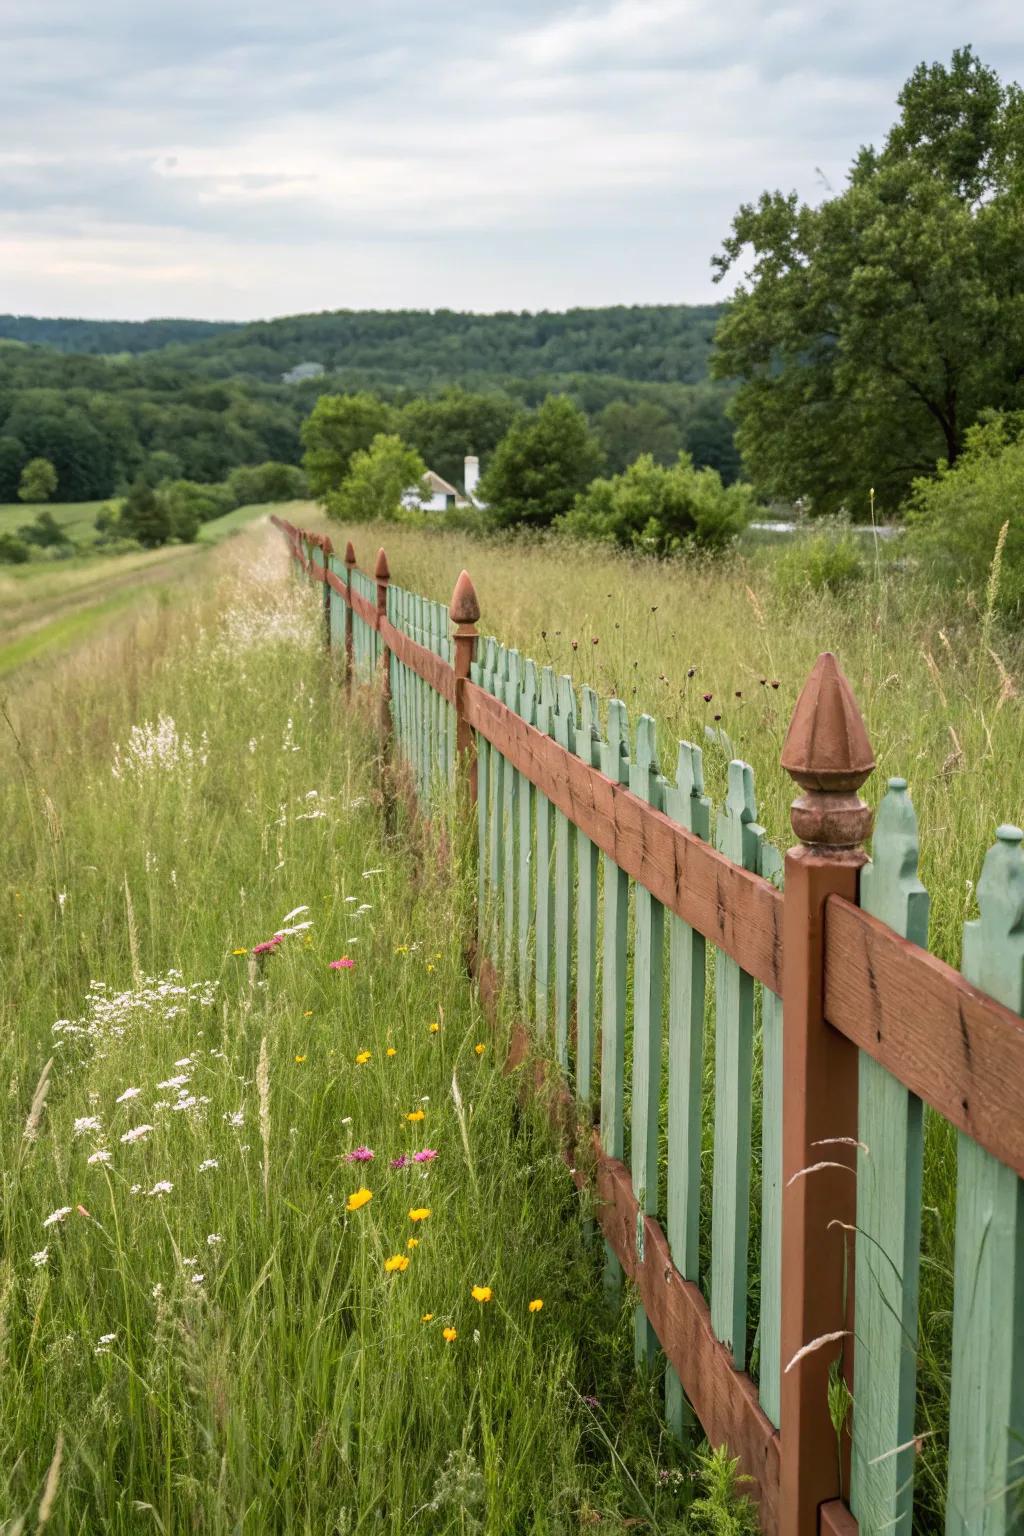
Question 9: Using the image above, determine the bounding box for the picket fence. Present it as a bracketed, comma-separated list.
[274, 516, 1024, 1536]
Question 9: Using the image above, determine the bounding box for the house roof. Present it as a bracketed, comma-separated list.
[423, 470, 461, 497]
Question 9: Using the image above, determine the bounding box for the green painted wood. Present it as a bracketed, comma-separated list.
[481, 639, 503, 959]
[470, 639, 492, 948]
[328, 555, 345, 650]
[501, 650, 520, 978]
[575, 686, 602, 1106]
[851, 778, 929, 1533]
[662, 741, 711, 1435]
[947, 823, 1024, 1536]
[534, 667, 557, 1037]
[600, 698, 631, 1300]
[710, 760, 765, 1370]
[629, 714, 667, 1366]
[518, 661, 537, 1005]
[757, 839, 784, 1432]
[553, 676, 578, 1075]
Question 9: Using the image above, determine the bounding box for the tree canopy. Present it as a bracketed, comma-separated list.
[478, 396, 604, 528]
[325, 434, 428, 524]
[712, 47, 1024, 515]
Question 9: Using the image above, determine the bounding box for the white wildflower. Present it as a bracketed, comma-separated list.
[198, 1158, 219, 1173]
[120, 1124, 154, 1144]
[73, 1116, 103, 1137]
[116, 1087, 141, 1103]
[157, 1074, 190, 1091]
[87, 1148, 112, 1165]
[43, 1207, 72, 1229]
[206, 1233, 223, 1247]
[280, 905, 309, 923]
[147, 1180, 173, 1197]
[190, 1273, 205, 1285]
[225, 1110, 244, 1127]
[31, 1248, 49, 1267]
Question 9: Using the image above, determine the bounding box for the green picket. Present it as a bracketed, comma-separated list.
[553, 676, 578, 1075]
[575, 686, 601, 1105]
[629, 714, 667, 1365]
[501, 651, 520, 978]
[483, 640, 504, 961]
[518, 661, 537, 1005]
[662, 741, 711, 1434]
[470, 639, 492, 949]
[758, 840, 784, 1432]
[710, 760, 765, 1370]
[947, 824, 1024, 1536]
[600, 698, 631, 1299]
[534, 667, 556, 1037]
[850, 779, 929, 1532]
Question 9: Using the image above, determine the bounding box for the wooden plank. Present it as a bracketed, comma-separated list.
[820, 1501, 859, 1536]
[851, 778, 928, 1535]
[824, 898, 1024, 1180]
[947, 824, 1024, 1536]
[575, 686, 601, 1106]
[482, 639, 503, 960]
[600, 698, 631, 1301]
[534, 667, 556, 1037]
[629, 714, 667, 1366]
[553, 676, 578, 1075]
[664, 740, 711, 1437]
[711, 761, 765, 1370]
[758, 841, 785, 1432]
[463, 681, 783, 990]
[470, 642, 491, 949]
[350, 585, 378, 632]
[518, 661, 537, 1006]
[501, 651, 520, 978]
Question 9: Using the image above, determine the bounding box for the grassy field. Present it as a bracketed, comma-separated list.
[0, 530, 752, 1535]
[0, 499, 113, 546]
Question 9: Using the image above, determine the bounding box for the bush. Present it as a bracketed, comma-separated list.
[325, 434, 428, 523]
[479, 396, 603, 528]
[17, 510, 71, 549]
[0, 531, 29, 563]
[557, 453, 752, 554]
[906, 411, 1024, 614]
[773, 520, 867, 597]
[226, 461, 308, 506]
[18, 456, 58, 502]
[160, 479, 234, 528]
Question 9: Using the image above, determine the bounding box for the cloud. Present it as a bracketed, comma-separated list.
[1, 1, 1021, 317]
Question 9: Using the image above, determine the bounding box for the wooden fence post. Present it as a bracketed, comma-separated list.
[344, 540, 356, 694]
[375, 547, 392, 752]
[779, 652, 874, 1536]
[450, 569, 480, 802]
[320, 535, 333, 651]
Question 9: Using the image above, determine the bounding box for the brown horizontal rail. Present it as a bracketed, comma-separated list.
[819, 1500, 858, 1535]
[464, 679, 784, 989]
[380, 616, 456, 704]
[325, 566, 348, 597]
[825, 895, 1024, 1177]
[349, 587, 378, 630]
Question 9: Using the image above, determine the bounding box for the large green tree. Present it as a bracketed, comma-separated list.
[712, 48, 1024, 515]
[397, 388, 520, 488]
[326, 434, 428, 523]
[478, 396, 603, 528]
[18, 457, 57, 502]
[301, 392, 394, 499]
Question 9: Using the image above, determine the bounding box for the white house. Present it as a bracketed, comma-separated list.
[402, 455, 486, 512]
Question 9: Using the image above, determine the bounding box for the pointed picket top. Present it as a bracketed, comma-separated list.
[344, 540, 356, 567]
[861, 778, 930, 943]
[963, 824, 1024, 1009]
[580, 684, 601, 745]
[668, 741, 712, 840]
[536, 664, 557, 729]
[601, 698, 631, 785]
[374, 547, 390, 581]
[521, 657, 538, 709]
[782, 652, 875, 847]
[717, 760, 766, 871]
[505, 649, 521, 695]
[630, 715, 665, 812]
[556, 673, 577, 724]
[450, 569, 480, 626]
[321, 535, 334, 558]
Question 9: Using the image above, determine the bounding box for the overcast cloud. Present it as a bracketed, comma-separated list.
[2, 1, 1020, 319]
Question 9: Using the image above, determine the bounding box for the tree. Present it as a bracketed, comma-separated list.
[0, 437, 25, 501]
[326, 434, 428, 523]
[226, 461, 308, 506]
[397, 388, 521, 488]
[478, 396, 603, 528]
[117, 480, 173, 548]
[595, 400, 682, 475]
[301, 392, 394, 499]
[0, 532, 30, 563]
[712, 48, 1024, 515]
[18, 457, 58, 502]
[18, 510, 71, 549]
[558, 453, 752, 554]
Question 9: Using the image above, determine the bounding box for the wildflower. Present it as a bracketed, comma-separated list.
[528, 1299, 544, 1313]
[232, 948, 248, 956]
[386, 1047, 397, 1058]
[407, 1238, 419, 1249]
[225, 1110, 244, 1127]
[583, 1394, 600, 1409]
[303, 1010, 313, 1017]
[384, 1254, 410, 1274]
[406, 1109, 425, 1123]
[147, 1180, 173, 1197]
[198, 1158, 218, 1173]
[281, 905, 309, 923]
[329, 958, 355, 971]
[474, 1043, 486, 1056]
[346, 1146, 375, 1163]
[206, 1233, 223, 1246]
[73, 1116, 102, 1137]
[346, 1187, 373, 1213]
[191, 1273, 205, 1285]
[408, 1208, 431, 1222]
[31, 1248, 49, 1267]
[442, 1327, 457, 1343]
[156, 1074, 190, 1091]
[471, 1286, 493, 1303]
[355, 1050, 371, 1065]
[394, 945, 409, 954]
[390, 1155, 408, 1170]
[115, 1087, 141, 1103]
[429, 1022, 440, 1034]
[87, 1148, 112, 1165]
[252, 936, 283, 957]
[295, 1055, 306, 1064]
[43, 1207, 72, 1229]
[412, 1148, 437, 1164]
[426, 963, 435, 974]
[120, 1124, 154, 1144]
[95, 1332, 117, 1355]
[421, 1313, 434, 1322]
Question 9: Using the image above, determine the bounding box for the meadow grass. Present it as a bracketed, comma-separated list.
[0, 501, 112, 546]
[0, 533, 739, 1536]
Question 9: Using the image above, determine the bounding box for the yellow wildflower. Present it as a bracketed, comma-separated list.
[474, 1043, 486, 1056]
[346, 1187, 372, 1213]
[421, 1313, 434, 1322]
[528, 1298, 544, 1313]
[471, 1285, 493, 1304]
[355, 1050, 371, 1065]
[407, 1238, 419, 1249]
[442, 1327, 457, 1342]
[406, 1109, 425, 1123]
[295, 1054, 306, 1064]
[426, 963, 435, 974]
[303, 1010, 313, 1017]
[232, 948, 248, 956]
[395, 945, 409, 954]
[429, 1022, 440, 1034]
[384, 1254, 410, 1274]
[408, 1207, 431, 1222]
[386, 1047, 397, 1058]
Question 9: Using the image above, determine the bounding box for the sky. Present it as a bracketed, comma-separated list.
[3, 1, 1021, 321]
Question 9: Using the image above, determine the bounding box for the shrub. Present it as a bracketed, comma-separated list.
[558, 453, 752, 555]
[774, 519, 866, 597]
[17, 510, 71, 549]
[0, 531, 29, 563]
[226, 461, 308, 506]
[326, 434, 428, 523]
[160, 479, 234, 528]
[18, 456, 58, 502]
[479, 396, 603, 528]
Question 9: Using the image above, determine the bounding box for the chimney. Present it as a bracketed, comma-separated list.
[464, 454, 480, 500]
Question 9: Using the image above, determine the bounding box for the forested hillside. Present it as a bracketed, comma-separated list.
[0, 316, 241, 355]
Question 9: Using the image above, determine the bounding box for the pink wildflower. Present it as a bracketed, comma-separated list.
[252, 936, 283, 956]
[346, 1146, 375, 1163]
[390, 1155, 409, 1170]
[412, 1148, 438, 1164]
[329, 957, 355, 971]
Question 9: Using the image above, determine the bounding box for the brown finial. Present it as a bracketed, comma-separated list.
[450, 569, 480, 626]
[781, 652, 875, 847]
[374, 547, 390, 581]
[344, 540, 356, 567]
[321, 534, 333, 557]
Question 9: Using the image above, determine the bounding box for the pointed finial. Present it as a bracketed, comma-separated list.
[781, 653, 875, 847]
[450, 569, 480, 625]
[321, 534, 333, 557]
[374, 547, 390, 581]
[345, 540, 356, 567]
